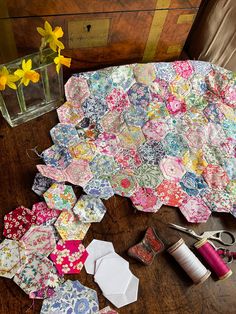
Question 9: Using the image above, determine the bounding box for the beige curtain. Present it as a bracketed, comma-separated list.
[185, 0, 236, 72]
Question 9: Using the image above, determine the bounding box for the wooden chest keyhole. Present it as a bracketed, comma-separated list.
[86, 24, 91, 32]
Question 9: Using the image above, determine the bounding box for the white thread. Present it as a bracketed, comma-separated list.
[168, 239, 210, 284]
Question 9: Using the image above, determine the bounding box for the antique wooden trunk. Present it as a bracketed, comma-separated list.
[0, 0, 202, 70]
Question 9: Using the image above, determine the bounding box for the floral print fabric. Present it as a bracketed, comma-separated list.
[0, 239, 27, 278]
[50, 240, 88, 275]
[3, 206, 37, 240]
[38, 61, 236, 222]
[40, 280, 99, 314]
[14, 254, 60, 296]
[54, 211, 91, 241]
[43, 183, 77, 211]
[73, 195, 107, 223]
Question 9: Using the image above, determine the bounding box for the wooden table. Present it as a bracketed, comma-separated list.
[0, 111, 236, 314]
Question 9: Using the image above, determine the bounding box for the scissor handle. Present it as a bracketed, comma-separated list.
[203, 230, 236, 246]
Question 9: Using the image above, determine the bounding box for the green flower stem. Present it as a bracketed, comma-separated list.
[16, 85, 27, 113]
[41, 66, 51, 102]
[0, 92, 11, 121]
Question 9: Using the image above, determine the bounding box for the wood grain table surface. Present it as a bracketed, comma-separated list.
[0, 110, 236, 314]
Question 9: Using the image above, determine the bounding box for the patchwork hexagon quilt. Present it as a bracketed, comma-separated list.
[37, 61, 236, 223]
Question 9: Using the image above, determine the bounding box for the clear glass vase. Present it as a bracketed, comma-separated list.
[0, 49, 64, 127]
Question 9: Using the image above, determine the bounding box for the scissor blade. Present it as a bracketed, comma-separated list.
[169, 223, 190, 232]
[168, 223, 200, 239]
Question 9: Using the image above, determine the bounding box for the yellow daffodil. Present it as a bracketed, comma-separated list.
[54, 49, 71, 73]
[14, 59, 40, 86]
[37, 21, 65, 52]
[0, 66, 19, 90]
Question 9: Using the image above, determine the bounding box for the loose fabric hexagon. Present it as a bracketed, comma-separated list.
[55, 211, 91, 241]
[32, 202, 61, 225]
[43, 183, 77, 211]
[20, 225, 56, 257]
[73, 195, 107, 223]
[40, 280, 99, 314]
[50, 240, 88, 275]
[3, 206, 37, 240]
[14, 254, 60, 297]
[179, 196, 211, 223]
[0, 239, 27, 278]
[32, 173, 55, 196]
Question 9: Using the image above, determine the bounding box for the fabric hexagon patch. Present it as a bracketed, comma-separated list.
[54, 211, 91, 241]
[0, 239, 27, 278]
[20, 225, 56, 257]
[50, 240, 88, 275]
[40, 280, 99, 314]
[3, 206, 37, 240]
[73, 195, 107, 223]
[43, 183, 77, 211]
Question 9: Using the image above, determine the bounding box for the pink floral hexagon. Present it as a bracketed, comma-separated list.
[202, 164, 230, 190]
[106, 88, 130, 113]
[173, 61, 194, 79]
[50, 240, 88, 275]
[179, 196, 211, 223]
[20, 225, 56, 257]
[65, 76, 90, 105]
[159, 156, 186, 181]
[95, 132, 120, 157]
[130, 187, 162, 213]
[57, 101, 84, 125]
[32, 202, 61, 225]
[142, 119, 168, 141]
[156, 180, 187, 207]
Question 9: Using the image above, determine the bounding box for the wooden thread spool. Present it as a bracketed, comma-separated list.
[168, 238, 211, 284]
[194, 238, 232, 281]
